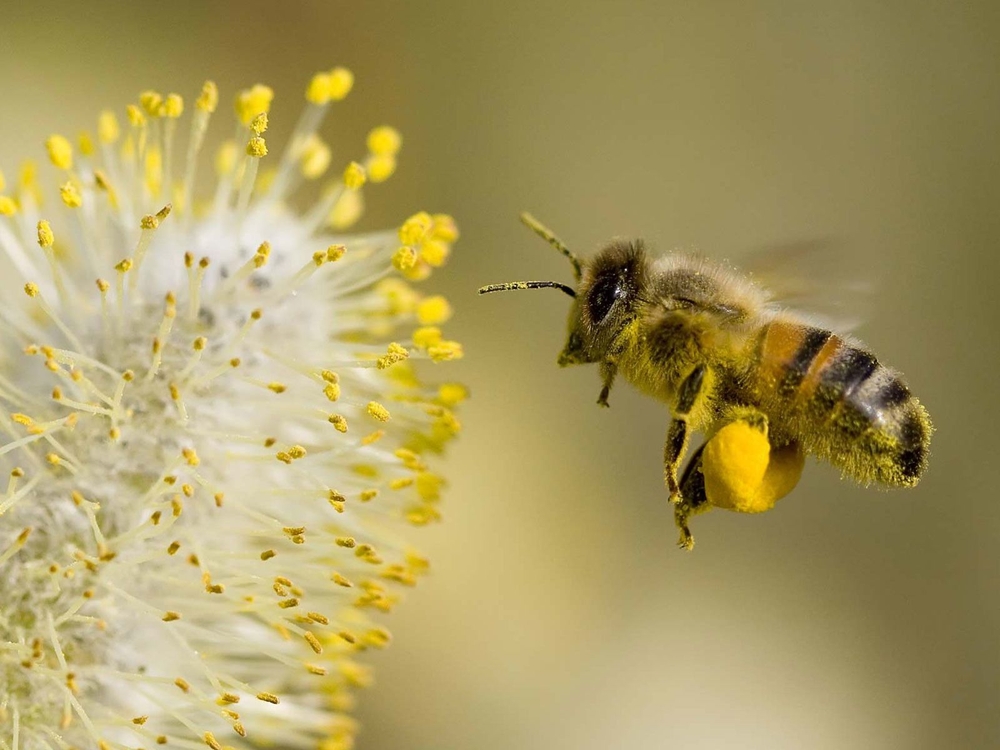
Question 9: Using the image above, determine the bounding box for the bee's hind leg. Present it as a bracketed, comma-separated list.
[674, 443, 711, 550]
[663, 364, 709, 549]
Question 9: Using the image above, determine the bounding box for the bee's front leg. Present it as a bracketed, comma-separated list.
[664, 364, 708, 549]
[597, 360, 617, 408]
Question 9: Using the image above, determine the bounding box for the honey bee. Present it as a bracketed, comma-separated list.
[480, 213, 932, 549]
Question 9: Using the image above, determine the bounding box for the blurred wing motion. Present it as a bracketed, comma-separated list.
[727, 238, 879, 334]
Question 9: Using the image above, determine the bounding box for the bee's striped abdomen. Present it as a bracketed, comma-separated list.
[749, 321, 931, 487]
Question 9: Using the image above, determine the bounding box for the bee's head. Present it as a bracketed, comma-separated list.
[479, 214, 646, 367]
[559, 239, 647, 366]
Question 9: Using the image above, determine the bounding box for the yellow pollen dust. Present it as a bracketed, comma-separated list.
[59, 182, 82, 208]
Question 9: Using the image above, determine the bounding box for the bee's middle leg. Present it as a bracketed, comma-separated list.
[664, 364, 708, 548]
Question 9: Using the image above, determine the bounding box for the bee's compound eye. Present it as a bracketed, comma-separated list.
[587, 274, 620, 323]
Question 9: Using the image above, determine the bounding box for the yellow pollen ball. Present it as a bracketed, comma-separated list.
[45, 135, 73, 170]
[98, 110, 120, 144]
[343, 162, 366, 190]
[37, 220, 54, 248]
[367, 126, 402, 157]
[701, 421, 805, 513]
[416, 296, 453, 325]
[327, 67, 354, 100]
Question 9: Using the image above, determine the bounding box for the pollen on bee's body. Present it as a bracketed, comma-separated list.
[0, 68, 463, 750]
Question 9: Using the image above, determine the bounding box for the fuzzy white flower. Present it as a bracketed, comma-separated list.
[0, 70, 464, 750]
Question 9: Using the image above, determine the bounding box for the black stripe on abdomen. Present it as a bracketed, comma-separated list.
[779, 327, 832, 397]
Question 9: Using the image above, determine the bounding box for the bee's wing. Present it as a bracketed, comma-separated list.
[728, 238, 878, 334]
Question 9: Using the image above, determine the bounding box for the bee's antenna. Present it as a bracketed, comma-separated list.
[520, 212, 583, 281]
[478, 281, 577, 298]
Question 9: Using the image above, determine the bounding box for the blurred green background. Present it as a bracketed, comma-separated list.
[2, 1, 998, 748]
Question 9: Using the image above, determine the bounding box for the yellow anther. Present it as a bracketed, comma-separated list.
[335, 536, 356, 548]
[246, 136, 268, 158]
[303, 631, 323, 654]
[98, 111, 120, 144]
[162, 93, 184, 118]
[392, 246, 417, 271]
[399, 211, 433, 245]
[45, 135, 73, 170]
[328, 414, 348, 433]
[366, 154, 397, 183]
[324, 382, 341, 402]
[438, 382, 469, 406]
[416, 296, 453, 325]
[389, 478, 414, 490]
[96, 279, 110, 293]
[366, 402, 391, 423]
[361, 430, 385, 446]
[250, 112, 268, 135]
[115, 258, 133, 273]
[204, 732, 223, 750]
[140, 214, 159, 230]
[326, 244, 346, 262]
[235, 84, 274, 126]
[215, 141, 238, 176]
[0, 196, 18, 216]
[300, 134, 331, 179]
[328, 189, 363, 228]
[181, 447, 200, 466]
[78, 132, 95, 157]
[367, 126, 402, 157]
[428, 340, 464, 362]
[419, 239, 450, 267]
[376, 342, 409, 369]
[256, 691, 280, 704]
[327, 67, 354, 100]
[343, 161, 366, 190]
[431, 213, 460, 241]
[36, 220, 54, 248]
[139, 91, 163, 117]
[267, 382, 286, 394]
[156, 204, 171, 221]
[197, 80, 218, 112]
[126, 104, 146, 127]
[162, 611, 181, 622]
[416, 472, 444, 501]
[305, 71, 333, 105]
